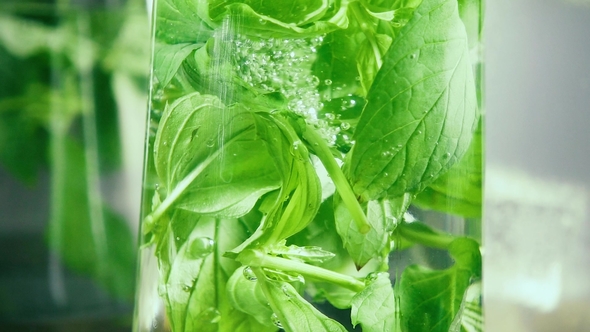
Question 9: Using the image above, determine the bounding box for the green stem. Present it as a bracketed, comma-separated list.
[301, 125, 370, 233]
[397, 223, 456, 250]
[240, 250, 365, 292]
[350, 2, 383, 68]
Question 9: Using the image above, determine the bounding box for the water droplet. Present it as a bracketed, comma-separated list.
[271, 313, 283, 329]
[443, 152, 451, 159]
[198, 307, 221, 323]
[340, 122, 351, 130]
[381, 151, 392, 158]
[324, 79, 333, 86]
[243, 266, 257, 281]
[417, 130, 423, 134]
[258, 18, 267, 25]
[206, 138, 215, 147]
[281, 284, 292, 298]
[409, 53, 417, 59]
[176, 236, 180, 241]
[162, 141, 168, 146]
[325, 113, 335, 121]
[187, 237, 215, 259]
[355, 75, 361, 81]
[182, 284, 191, 292]
[365, 272, 380, 283]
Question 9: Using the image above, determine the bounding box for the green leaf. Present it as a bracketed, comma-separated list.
[157, 211, 275, 332]
[258, 279, 348, 332]
[210, 0, 330, 26]
[351, 272, 396, 332]
[347, 0, 478, 201]
[149, 93, 281, 223]
[356, 33, 392, 95]
[226, 266, 276, 327]
[397, 237, 482, 332]
[154, 43, 203, 87]
[334, 196, 391, 268]
[211, 4, 342, 39]
[155, 0, 213, 44]
[413, 121, 483, 218]
[235, 113, 322, 248]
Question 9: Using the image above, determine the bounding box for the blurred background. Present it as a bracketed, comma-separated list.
[485, 0, 590, 330]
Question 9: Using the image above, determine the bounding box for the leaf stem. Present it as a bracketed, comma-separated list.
[396, 223, 456, 250]
[301, 125, 370, 233]
[239, 250, 365, 293]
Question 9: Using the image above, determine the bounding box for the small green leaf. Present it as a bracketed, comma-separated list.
[347, 0, 478, 201]
[259, 279, 348, 332]
[351, 273, 396, 332]
[227, 266, 276, 327]
[155, 0, 213, 44]
[397, 238, 482, 332]
[154, 43, 203, 87]
[356, 34, 392, 95]
[334, 196, 391, 268]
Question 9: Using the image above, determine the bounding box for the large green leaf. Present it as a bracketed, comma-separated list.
[347, 0, 478, 201]
[226, 266, 276, 327]
[149, 93, 281, 224]
[154, 43, 203, 87]
[397, 237, 482, 332]
[157, 211, 275, 332]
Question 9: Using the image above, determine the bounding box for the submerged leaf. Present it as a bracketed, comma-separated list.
[347, 0, 478, 201]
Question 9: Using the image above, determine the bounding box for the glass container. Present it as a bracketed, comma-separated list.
[134, 0, 484, 331]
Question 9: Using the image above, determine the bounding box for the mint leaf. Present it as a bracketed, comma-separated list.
[347, 0, 478, 201]
[156, 0, 213, 44]
[397, 238, 482, 332]
[210, 0, 330, 26]
[259, 279, 348, 332]
[350, 272, 396, 332]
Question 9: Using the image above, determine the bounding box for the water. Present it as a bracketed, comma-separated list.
[0, 0, 149, 329]
[135, 0, 483, 331]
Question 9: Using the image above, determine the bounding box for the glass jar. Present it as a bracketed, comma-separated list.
[134, 0, 484, 331]
[0, 0, 149, 330]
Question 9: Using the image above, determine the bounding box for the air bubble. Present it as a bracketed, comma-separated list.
[340, 122, 351, 130]
[324, 79, 333, 86]
[271, 313, 283, 329]
[410, 53, 417, 59]
[243, 266, 257, 281]
[187, 237, 215, 259]
[281, 284, 292, 298]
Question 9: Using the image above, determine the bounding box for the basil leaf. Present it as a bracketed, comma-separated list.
[350, 273, 396, 332]
[413, 120, 483, 218]
[347, 0, 478, 201]
[356, 33, 392, 95]
[226, 266, 276, 327]
[150, 93, 281, 222]
[334, 196, 391, 268]
[397, 237, 482, 332]
[210, 0, 330, 26]
[211, 4, 341, 39]
[154, 43, 203, 87]
[260, 280, 348, 332]
[158, 211, 273, 332]
[155, 0, 213, 44]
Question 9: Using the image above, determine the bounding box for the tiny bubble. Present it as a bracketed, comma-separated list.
[271, 313, 283, 329]
[324, 79, 333, 86]
[243, 266, 257, 281]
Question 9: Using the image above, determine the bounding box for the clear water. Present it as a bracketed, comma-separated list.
[135, 0, 483, 331]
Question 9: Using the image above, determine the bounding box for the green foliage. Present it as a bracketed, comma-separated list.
[144, 0, 483, 331]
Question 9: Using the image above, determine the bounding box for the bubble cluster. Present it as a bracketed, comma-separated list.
[232, 35, 346, 142]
